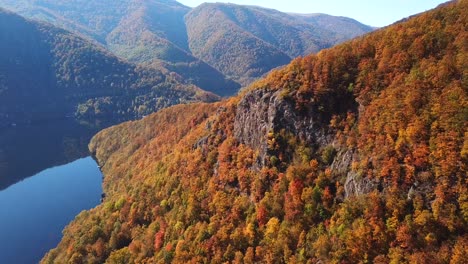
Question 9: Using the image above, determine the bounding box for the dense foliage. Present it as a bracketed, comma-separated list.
[43, 1, 466, 263]
[0, 9, 217, 127]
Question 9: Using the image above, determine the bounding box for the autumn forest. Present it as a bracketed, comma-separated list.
[41, 1, 467, 263]
[0, 0, 466, 263]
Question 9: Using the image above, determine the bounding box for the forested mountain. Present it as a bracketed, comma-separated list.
[0, 0, 373, 91]
[41, 1, 467, 263]
[0, 0, 240, 96]
[0, 9, 217, 127]
[185, 3, 374, 85]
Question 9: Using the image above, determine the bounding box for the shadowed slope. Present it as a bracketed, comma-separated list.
[0, 9, 217, 127]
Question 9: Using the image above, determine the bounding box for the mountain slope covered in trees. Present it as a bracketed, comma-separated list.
[0, 0, 373, 91]
[0, 0, 240, 96]
[185, 3, 374, 85]
[41, 1, 467, 263]
[0, 9, 217, 127]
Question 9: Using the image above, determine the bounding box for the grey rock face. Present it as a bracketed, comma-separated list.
[344, 171, 378, 198]
[233, 89, 278, 164]
[331, 149, 377, 198]
[233, 88, 332, 165]
[330, 149, 354, 176]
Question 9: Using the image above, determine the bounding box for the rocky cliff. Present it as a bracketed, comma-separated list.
[233, 85, 382, 199]
[234, 88, 334, 166]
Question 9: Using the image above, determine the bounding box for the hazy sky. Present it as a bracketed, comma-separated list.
[177, 0, 449, 27]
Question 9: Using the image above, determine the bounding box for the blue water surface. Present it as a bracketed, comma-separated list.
[0, 157, 102, 264]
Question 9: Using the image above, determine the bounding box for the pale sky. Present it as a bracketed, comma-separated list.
[177, 0, 449, 27]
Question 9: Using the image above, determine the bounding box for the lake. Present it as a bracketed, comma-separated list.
[0, 120, 106, 264]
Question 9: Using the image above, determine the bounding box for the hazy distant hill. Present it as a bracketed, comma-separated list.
[293, 13, 376, 43]
[0, 0, 240, 96]
[0, 9, 217, 127]
[185, 3, 374, 85]
[0, 0, 373, 91]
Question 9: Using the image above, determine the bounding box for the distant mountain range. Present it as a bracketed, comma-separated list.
[0, 0, 374, 89]
[292, 13, 379, 41]
[0, 0, 241, 96]
[0, 8, 217, 127]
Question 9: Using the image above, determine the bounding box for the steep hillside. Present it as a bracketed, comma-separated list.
[41, 1, 467, 263]
[185, 3, 373, 85]
[0, 0, 240, 95]
[0, 9, 217, 127]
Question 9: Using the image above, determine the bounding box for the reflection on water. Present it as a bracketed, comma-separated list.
[0, 157, 103, 264]
[0, 119, 106, 190]
[0, 119, 109, 263]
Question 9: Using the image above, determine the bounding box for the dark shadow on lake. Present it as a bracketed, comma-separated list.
[0, 119, 111, 264]
[0, 119, 108, 190]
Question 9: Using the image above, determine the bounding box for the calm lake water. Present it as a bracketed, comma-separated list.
[0, 120, 105, 264]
